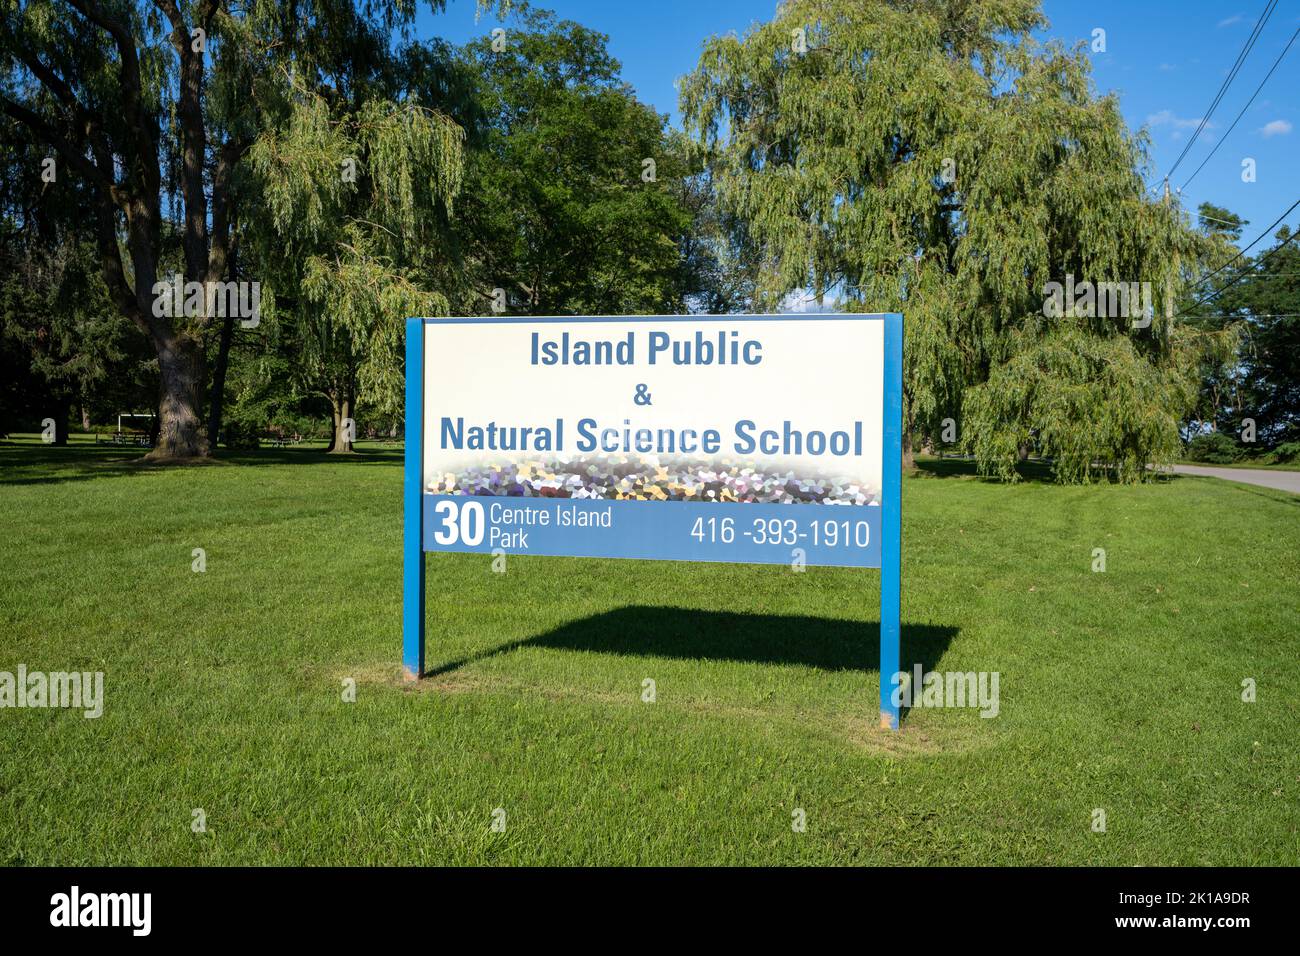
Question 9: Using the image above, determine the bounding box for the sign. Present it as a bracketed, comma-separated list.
[404, 314, 903, 728]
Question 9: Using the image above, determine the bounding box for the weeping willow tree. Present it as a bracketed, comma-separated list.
[681, 0, 1213, 481]
[0, 0, 459, 458]
[246, 78, 464, 451]
[963, 327, 1204, 482]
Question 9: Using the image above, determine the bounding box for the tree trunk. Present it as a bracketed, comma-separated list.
[328, 391, 355, 454]
[51, 396, 71, 446]
[147, 333, 209, 459]
[901, 393, 915, 470]
[80, 405, 91, 432]
[207, 311, 236, 448]
[3, 6, 242, 464]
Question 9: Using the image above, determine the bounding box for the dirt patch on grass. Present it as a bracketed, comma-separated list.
[359, 666, 993, 758]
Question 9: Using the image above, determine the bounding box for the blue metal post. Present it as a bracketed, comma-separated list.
[403, 318, 426, 680]
[880, 312, 904, 729]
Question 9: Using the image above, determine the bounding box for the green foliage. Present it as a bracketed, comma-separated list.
[248, 93, 354, 244]
[1201, 227, 1300, 445]
[2, 0, 470, 455]
[1269, 441, 1300, 464]
[1185, 431, 1241, 465]
[0, 231, 154, 432]
[681, 0, 1207, 480]
[218, 334, 317, 437]
[442, 9, 695, 315]
[244, 48, 466, 423]
[1197, 202, 1247, 242]
[301, 225, 449, 415]
[5, 0, 1282, 472]
[965, 324, 1195, 482]
[220, 418, 262, 451]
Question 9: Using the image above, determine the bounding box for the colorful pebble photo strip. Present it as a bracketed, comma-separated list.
[426, 455, 878, 505]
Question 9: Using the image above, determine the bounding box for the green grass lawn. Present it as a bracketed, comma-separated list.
[1, 438, 1296, 865]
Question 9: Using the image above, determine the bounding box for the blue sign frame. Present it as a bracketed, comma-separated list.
[404, 313, 904, 730]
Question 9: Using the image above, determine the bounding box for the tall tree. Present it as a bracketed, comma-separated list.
[681, 0, 1209, 481]
[0, 0, 469, 459]
[1204, 225, 1300, 445]
[1180, 203, 1251, 437]
[244, 78, 464, 452]
[436, 8, 695, 316]
[0, 106, 152, 441]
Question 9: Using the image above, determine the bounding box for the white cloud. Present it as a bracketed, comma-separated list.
[1217, 15, 1243, 28]
[1260, 119, 1293, 137]
[1147, 110, 1214, 130]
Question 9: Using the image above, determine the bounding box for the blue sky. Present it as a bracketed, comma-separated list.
[415, 0, 1299, 249]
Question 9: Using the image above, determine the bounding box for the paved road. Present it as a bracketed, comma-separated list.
[1167, 464, 1300, 495]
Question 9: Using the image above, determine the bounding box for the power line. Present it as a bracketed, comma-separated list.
[1195, 232, 1298, 307]
[1148, 0, 1277, 188]
[1190, 196, 1300, 291]
[1198, 213, 1249, 228]
[1179, 27, 1299, 193]
[1187, 214, 1300, 309]
[1165, 0, 1275, 180]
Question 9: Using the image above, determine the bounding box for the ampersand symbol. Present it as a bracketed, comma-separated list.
[633, 383, 652, 406]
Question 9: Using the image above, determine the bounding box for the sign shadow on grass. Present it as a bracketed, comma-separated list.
[427, 605, 959, 679]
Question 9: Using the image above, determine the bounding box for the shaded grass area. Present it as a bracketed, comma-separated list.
[0, 438, 1296, 865]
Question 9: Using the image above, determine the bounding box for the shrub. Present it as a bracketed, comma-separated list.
[964, 328, 1192, 483]
[222, 420, 261, 450]
[1185, 432, 1239, 464]
[1268, 441, 1300, 464]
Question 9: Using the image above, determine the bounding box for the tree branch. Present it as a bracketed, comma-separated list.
[207, 134, 250, 283]
[64, 0, 161, 203]
[0, 93, 121, 202]
[152, 0, 213, 281]
[4, 42, 125, 207]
